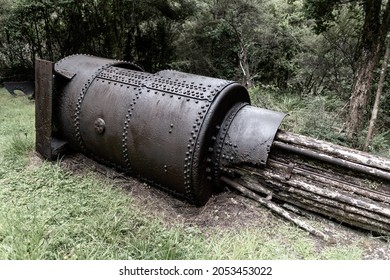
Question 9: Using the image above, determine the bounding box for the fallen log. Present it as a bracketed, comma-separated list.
[221, 176, 333, 242]
[276, 130, 390, 172]
[222, 130, 390, 237]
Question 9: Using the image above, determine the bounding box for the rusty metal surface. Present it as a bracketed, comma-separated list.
[218, 106, 286, 168]
[37, 54, 285, 205]
[53, 54, 143, 154]
[35, 59, 53, 159]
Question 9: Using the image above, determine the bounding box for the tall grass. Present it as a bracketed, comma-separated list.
[0, 88, 383, 260]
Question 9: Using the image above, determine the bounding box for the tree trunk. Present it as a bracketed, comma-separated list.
[346, 0, 390, 140]
[238, 46, 253, 88]
[363, 37, 390, 151]
[347, 50, 380, 139]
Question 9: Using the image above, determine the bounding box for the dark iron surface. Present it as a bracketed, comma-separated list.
[36, 54, 285, 205]
[219, 106, 285, 168]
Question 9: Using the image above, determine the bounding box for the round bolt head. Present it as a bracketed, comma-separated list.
[94, 118, 106, 134]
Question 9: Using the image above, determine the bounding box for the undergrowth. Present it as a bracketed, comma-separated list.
[0, 88, 387, 259]
[250, 86, 390, 157]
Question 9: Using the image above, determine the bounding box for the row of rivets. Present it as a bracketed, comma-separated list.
[145, 75, 232, 102]
[122, 77, 146, 171]
[73, 63, 114, 153]
[212, 103, 247, 184]
[98, 67, 153, 87]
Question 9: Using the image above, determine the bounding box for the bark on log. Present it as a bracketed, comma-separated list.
[222, 130, 390, 236]
[221, 176, 333, 241]
[275, 130, 390, 172]
[267, 158, 390, 204]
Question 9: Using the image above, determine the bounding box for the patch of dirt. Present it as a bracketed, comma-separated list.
[38, 152, 390, 259]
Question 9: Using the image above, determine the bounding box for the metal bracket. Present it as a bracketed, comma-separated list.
[35, 58, 67, 160]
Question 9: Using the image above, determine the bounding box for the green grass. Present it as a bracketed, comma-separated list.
[0, 88, 382, 259]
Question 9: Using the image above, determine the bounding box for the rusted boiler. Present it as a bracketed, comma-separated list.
[35, 54, 284, 205]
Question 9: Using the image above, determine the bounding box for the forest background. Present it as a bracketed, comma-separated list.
[0, 0, 389, 155]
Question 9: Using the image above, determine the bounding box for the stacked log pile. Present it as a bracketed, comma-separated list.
[222, 130, 390, 239]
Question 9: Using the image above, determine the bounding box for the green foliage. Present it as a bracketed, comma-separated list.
[250, 86, 349, 145]
[0, 0, 196, 76]
[250, 85, 390, 155]
[303, 0, 341, 32]
[173, 0, 314, 88]
[292, 5, 362, 97]
[0, 0, 368, 99]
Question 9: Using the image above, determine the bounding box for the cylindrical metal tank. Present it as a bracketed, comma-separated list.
[43, 54, 284, 205]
